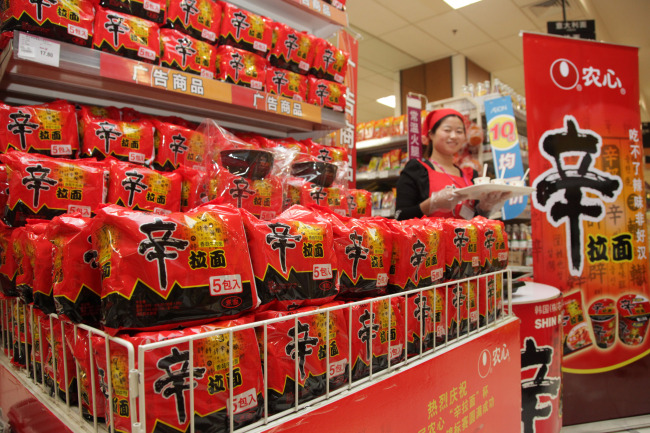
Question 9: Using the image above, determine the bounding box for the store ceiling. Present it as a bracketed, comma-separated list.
[347, 0, 650, 124]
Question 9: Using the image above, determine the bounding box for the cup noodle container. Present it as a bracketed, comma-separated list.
[617, 294, 650, 346]
[508, 282, 563, 433]
[588, 298, 616, 349]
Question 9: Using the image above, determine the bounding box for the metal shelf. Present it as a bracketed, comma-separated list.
[356, 135, 407, 153]
[0, 32, 346, 138]
[356, 169, 401, 182]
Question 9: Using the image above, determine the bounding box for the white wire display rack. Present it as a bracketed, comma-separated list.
[0, 269, 513, 433]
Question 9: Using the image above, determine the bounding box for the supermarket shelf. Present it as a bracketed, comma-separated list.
[371, 208, 395, 218]
[356, 135, 407, 153]
[356, 169, 401, 182]
[0, 32, 346, 138]
[231, 0, 347, 37]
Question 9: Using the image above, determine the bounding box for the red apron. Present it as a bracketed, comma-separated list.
[418, 160, 474, 219]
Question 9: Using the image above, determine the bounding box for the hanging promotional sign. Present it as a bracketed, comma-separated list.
[337, 29, 358, 187]
[523, 32, 650, 424]
[407, 95, 422, 160]
[484, 96, 527, 219]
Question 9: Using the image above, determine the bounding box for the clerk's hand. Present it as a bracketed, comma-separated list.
[477, 191, 511, 214]
[425, 187, 460, 215]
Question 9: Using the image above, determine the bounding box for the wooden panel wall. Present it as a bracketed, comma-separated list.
[466, 58, 490, 88]
[400, 57, 452, 113]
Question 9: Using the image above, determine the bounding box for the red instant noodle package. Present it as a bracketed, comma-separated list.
[161, 28, 217, 78]
[0, 222, 17, 297]
[349, 297, 405, 381]
[29, 308, 48, 382]
[92, 204, 259, 333]
[77, 105, 121, 136]
[242, 206, 338, 311]
[178, 166, 209, 211]
[64, 327, 105, 421]
[98, 0, 166, 24]
[0, 151, 107, 226]
[319, 209, 392, 299]
[256, 304, 348, 414]
[345, 188, 372, 218]
[92, 317, 262, 433]
[307, 77, 346, 111]
[265, 67, 308, 101]
[384, 218, 444, 294]
[310, 38, 349, 83]
[47, 214, 102, 326]
[219, 2, 273, 57]
[29, 221, 55, 315]
[403, 287, 447, 354]
[80, 112, 155, 165]
[40, 315, 77, 404]
[472, 216, 508, 325]
[307, 141, 349, 164]
[443, 218, 480, 281]
[211, 147, 284, 220]
[0, 165, 8, 212]
[152, 119, 208, 171]
[300, 183, 347, 216]
[93, 7, 161, 64]
[9, 299, 30, 367]
[268, 22, 315, 74]
[0, 0, 94, 47]
[166, 0, 222, 43]
[0, 101, 79, 157]
[562, 290, 593, 356]
[12, 222, 48, 305]
[107, 160, 182, 214]
[215, 45, 268, 91]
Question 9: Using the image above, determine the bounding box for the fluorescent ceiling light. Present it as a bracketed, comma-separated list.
[377, 95, 396, 108]
[443, 0, 481, 9]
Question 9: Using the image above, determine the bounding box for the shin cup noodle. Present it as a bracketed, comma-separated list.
[165, 0, 222, 43]
[349, 297, 405, 381]
[617, 294, 650, 346]
[92, 317, 263, 433]
[93, 7, 160, 64]
[562, 290, 593, 356]
[255, 303, 348, 414]
[0, 100, 79, 156]
[588, 298, 616, 349]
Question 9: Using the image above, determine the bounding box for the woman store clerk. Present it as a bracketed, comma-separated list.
[395, 108, 507, 221]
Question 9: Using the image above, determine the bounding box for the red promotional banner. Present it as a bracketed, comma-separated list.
[261, 319, 521, 433]
[523, 32, 650, 424]
[337, 29, 358, 187]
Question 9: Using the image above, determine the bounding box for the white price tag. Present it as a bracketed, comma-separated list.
[51, 144, 72, 156]
[313, 264, 332, 280]
[472, 256, 480, 267]
[18, 33, 60, 67]
[376, 273, 388, 287]
[153, 208, 172, 215]
[334, 73, 344, 83]
[299, 61, 310, 71]
[210, 274, 243, 296]
[251, 80, 264, 90]
[389, 344, 403, 360]
[431, 269, 443, 282]
[498, 252, 508, 261]
[259, 210, 276, 220]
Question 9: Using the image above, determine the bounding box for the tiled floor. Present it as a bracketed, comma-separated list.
[561, 415, 650, 433]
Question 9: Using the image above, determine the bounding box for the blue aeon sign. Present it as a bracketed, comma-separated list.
[484, 96, 528, 220]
